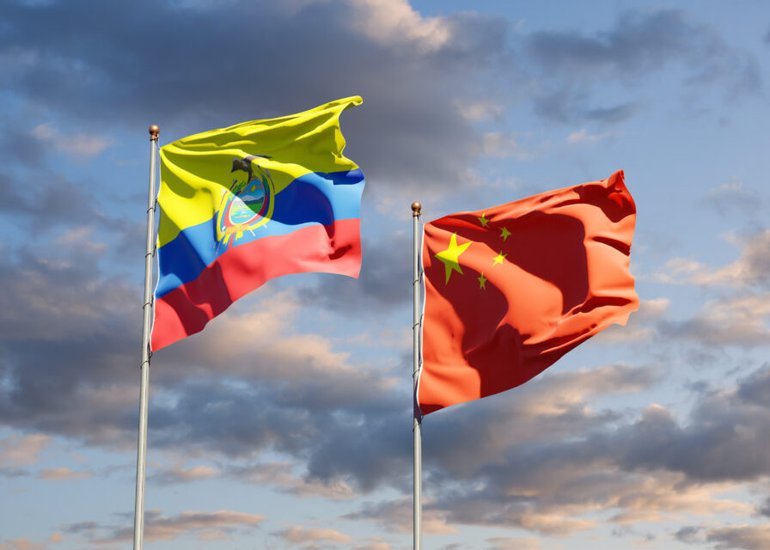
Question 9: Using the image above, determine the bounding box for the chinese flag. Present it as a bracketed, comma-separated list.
[418, 171, 638, 415]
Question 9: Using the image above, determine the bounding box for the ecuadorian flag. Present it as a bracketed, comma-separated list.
[151, 97, 365, 351]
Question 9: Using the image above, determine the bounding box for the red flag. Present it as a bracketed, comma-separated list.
[418, 171, 638, 415]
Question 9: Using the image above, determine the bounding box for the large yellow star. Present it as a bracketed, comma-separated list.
[493, 251, 507, 265]
[435, 233, 472, 284]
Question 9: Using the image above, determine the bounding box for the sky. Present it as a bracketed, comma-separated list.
[1, 0, 770, 549]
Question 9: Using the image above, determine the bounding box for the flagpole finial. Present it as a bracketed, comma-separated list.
[412, 201, 422, 217]
[148, 124, 160, 141]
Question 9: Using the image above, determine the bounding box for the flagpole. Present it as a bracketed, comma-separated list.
[412, 201, 423, 550]
[133, 124, 159, 550]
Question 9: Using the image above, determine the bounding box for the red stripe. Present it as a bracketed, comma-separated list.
[151, 219, 361, 351]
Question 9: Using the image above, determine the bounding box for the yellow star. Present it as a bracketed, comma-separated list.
[478, 213, 489, 227]
[493, 251, 507, 266]
[435, 233, 472, 284]
[478, 272, 487, 290]
[500, 226, 511, 241]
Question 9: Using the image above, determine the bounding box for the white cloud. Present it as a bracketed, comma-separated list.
[347, 0, 451, 52]
[277, 525, 352, 544]
[664, 292, 770, 347]
[566, 128, 616, 145]
[597, 298, 669, 343]
[32, 123, 112, 159]
[654, 230, 770, 288]
[457, 100, 505, 122]
[482, 131, 534, 160]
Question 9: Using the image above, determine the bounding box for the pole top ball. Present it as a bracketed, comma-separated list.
[411, 201, 422, 216]
[148, 124, 160, 140]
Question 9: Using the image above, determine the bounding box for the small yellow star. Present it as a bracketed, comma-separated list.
[493, 251, 507, 266]
[478, 213, 489, 227]
[435, 233, 472, 284]
[478, 273, 487, 289]
[500, 226, 511, 241]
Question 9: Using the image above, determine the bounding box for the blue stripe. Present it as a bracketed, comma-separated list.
[155, 169, 364, 298]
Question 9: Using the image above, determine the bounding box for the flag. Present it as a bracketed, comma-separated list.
[151, 97, 365, 351]
[418, 171, 638, 415]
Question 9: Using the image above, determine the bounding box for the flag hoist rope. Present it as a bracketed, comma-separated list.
[412, 201, 423, 550]
[133, 124, 159, 550]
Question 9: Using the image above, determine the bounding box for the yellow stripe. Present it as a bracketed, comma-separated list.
[157, 96, 362, 247]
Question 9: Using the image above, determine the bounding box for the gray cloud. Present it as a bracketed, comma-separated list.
[339, 363, 770, 536]
[676, 526, 705, 544]
[759, 497, 770, 517]
[658, 293, 770, 348]
[702, 182, 764, 218]
[0, 168, 106, 232]
[2, 4, 769, 545]
[528, 10, 696, 74]
[526, 9, 762, 124]
[63, 509, 264, 544]
[1, 0, 512, 193]
[678, 524, 770, 550]
[533, 89, 639, 125]
[297, 234, 412, 311]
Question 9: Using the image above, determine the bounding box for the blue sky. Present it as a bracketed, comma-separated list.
[1, 1, 770, 549]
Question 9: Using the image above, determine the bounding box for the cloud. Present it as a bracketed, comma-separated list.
[566, 128, 616, 146]
[335, 363, 770, 537]
[345, 0, 451, 52]
[759, 497, 770, 517]
[0, 246, 142, 447]
[38, 467, 90, 480]
[706, 525, 770, 550]
[225, 462, 355, 499]
[649, 230, 770, 350]
[653, 229, 770, 296]
[660, 292, 770, 348]
[526, 10, 761, 123]
[533, 90, 638, 125]
[597, 298, 669, 343]
[528, 10, 759, 87]
[344, 498, 457, 535]
[87, 510, 264, 544]
[1, 0, 512, 196]
[456, 100, 505, 122]
[702, 181, 764, 217]
[0, 540, 46, 550]
[609, 365, 770, 482]
[151, 464, 219, 485]
[482, 132, 535, 160]
[274, 525, 352, 545]
[484, 537, 542, 550]
[352, 540, 393, 550]
[678, 524, 770, 550]
[31, 123, 112, 159]
[1, 6, 767, 547]
[297, 234, 413, 312]
[0, 433, 49, 465]
[0, 169, 107, 232]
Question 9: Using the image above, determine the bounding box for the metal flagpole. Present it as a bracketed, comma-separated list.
[133, 124, 159, 550]
[411, 201, 423, 550]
